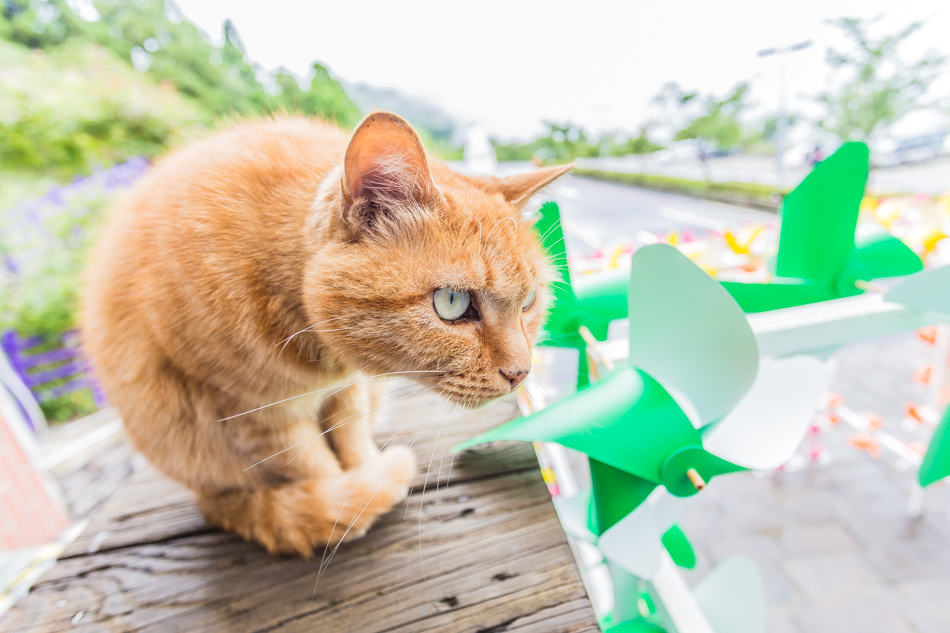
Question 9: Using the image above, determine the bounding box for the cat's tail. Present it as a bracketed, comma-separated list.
[197, 446, 416, 557]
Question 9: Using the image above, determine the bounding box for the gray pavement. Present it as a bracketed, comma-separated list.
[549, 174, 775, 257]
[551, 177, 949, 632]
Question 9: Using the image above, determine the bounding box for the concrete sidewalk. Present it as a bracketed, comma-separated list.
[681, 332, 950, 633]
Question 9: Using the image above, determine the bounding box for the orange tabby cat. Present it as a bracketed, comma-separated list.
[81, 112, 571, 556]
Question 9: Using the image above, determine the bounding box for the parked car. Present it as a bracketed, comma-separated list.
[654, 139, 702, 163]
[873, 132, 947, 167]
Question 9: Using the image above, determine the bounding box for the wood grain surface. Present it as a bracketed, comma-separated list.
[5, 388, 598, 633]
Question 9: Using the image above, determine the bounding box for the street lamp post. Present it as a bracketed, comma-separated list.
[758, 40, 812, 190]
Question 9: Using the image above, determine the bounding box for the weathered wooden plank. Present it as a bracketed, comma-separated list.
[62, 389, 534, 558]
[6, 470, 598, 633]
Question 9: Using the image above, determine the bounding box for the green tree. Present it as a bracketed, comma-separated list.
[608, 127, 662, 156]
[818, 17, 945, 142]
[1, 0, 362, 124]
[674, 82, 751, 149]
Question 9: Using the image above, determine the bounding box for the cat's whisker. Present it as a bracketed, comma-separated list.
[277, 316, 347, 352]
[243, 385, 430, 472]
[442, 405, 465, 502]
[434, 402, 463, 517]
[219, 370, 446, 421]
[315, 392, 445, 587]
[484, 215, 519, 247]
[402, 397, 452, 524]
[543, 234, 567, 255]
[316, 390, 444, 576]
[536, 218, 564, 246]
[417, 396, 453, 583]
[281, 383, 425, 468]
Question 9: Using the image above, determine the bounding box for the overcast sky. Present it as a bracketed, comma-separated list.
[173, 0, 950, 140]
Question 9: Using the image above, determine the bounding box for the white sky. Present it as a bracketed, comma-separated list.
[173, 0, 950, 140]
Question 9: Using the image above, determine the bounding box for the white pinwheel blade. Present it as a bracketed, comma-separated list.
[693, 557, 767, 633]
[649, 488, 694, 534]
[628, 244, 759, 425]
[885, 265, 950, 315]
[554, 489, 597, 544]
[597, 502, 663, 579]
[702, 356, 828, 470]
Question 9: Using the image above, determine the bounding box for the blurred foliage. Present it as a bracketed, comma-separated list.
[1, 0, 362, 127]
[818, 17, 945, 142]
[0, 38, 206, 175]
[760, 114, 799, 143]
[606, 127, 663, 156]
[0, 188, 113, 338]
[40, 387, 96, 425]
[0, 161, 145, 423]
[673, 82, 751, 149]
[494, 81, 754, 164]
[494, 121, 617, 163]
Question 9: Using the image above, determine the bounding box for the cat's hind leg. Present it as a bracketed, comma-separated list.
[197, 445, 416, 557]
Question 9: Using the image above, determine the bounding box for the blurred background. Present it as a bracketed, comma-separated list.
[1, 1, 950, 629]
[2, 0, 948, 426]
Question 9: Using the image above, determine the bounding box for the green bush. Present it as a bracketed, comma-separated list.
[574, 168, 785, 210]
[0, 38, 207, 175]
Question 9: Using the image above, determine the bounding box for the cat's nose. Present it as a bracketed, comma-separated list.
[499, 367, 529, 390]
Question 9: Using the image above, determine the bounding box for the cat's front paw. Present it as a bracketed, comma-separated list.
[366, 445, 417, 504]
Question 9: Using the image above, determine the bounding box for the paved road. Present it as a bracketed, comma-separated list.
[546, 176, 948, 633]
[547, 173, 775, 257]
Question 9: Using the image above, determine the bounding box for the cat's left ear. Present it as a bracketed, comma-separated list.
[341, 111, 445, 239]
[485, 163, 574, 210]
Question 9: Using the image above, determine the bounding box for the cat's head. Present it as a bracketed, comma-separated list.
[306, 112, 571, 406]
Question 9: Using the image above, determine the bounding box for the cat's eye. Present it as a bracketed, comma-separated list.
[434, 288, 472, 321]
[522, 288, 538, 311]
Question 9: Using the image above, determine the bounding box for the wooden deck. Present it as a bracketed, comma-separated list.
[4, 387, 599, 632]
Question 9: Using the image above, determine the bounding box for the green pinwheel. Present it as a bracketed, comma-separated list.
[721, 141, 923, 312]
[538, 143, 923, 324]
[459, 244, 828, 543]
[535, 200, 630, 386]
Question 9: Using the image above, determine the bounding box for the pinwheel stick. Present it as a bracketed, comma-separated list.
[686, 468, 706, 491]
[854, 279, 889, 294]
[578, 325, 616, 372]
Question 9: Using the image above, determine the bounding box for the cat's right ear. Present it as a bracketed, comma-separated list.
[340, 111, 444, 240]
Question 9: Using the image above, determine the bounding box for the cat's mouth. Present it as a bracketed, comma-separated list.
[433, 381, 511, 409]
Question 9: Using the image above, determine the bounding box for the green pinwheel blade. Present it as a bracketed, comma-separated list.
[589, 458, 658, 534]
[628, 244, 759, 425]
[720, 277, 834, 313]
[575, 267, 630, 334]
[920, 405, 950, 487]
[535, 201, 629, 348]
[534, 201, 582, 349]
[603, 620, 666, 633]
[775, 141, 869, 284]
[836, 226, 923, 297]
[885, 265, 950, 315]
[455, 366, 699, 483]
